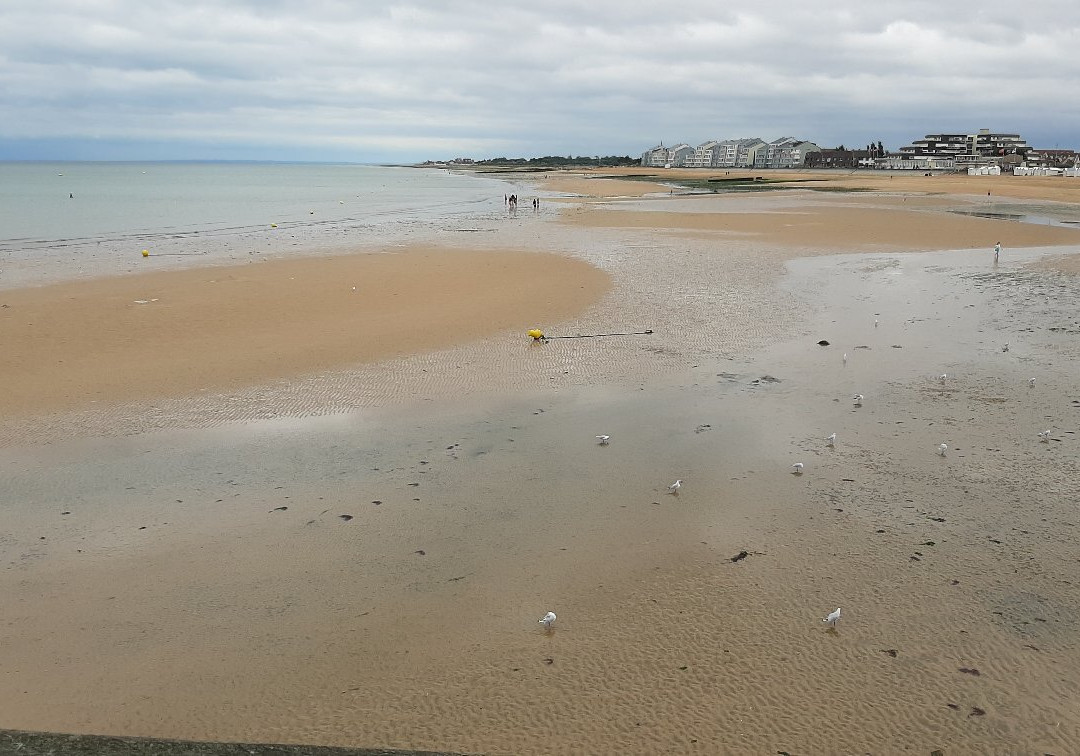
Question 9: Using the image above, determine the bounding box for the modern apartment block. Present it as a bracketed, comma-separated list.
[754, 137, 822, 169]
[897, 128, 1030, 167]
[640, 143, 695, 167]
[642, 137, 818, 168]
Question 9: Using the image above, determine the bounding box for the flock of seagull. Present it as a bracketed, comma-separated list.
[538, 326, 1051, 634]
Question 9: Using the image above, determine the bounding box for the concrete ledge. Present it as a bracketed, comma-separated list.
[0, 730, 471, 756]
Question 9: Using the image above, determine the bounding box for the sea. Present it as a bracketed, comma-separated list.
[0, 162, 513, 286]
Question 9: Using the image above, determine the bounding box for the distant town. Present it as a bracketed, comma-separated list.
[428, 129, 1080, 175]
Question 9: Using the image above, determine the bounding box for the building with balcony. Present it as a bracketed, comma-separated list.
[640, 143, 695, 167]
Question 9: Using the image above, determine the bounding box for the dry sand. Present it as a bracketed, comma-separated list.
[0, 247, 608, 418]
[2, 172, 1080, 755]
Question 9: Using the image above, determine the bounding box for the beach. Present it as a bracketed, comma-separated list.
[1, 168, 1079, 754]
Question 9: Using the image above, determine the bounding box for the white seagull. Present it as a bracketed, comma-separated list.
[1038, 430, 1051, 443]
[791, 462, 805, 475]
[1028, 377, 1036, 388]
[853, 394, 864, 407]
[595, 435, 610, 446]
[826, 433, 836, 447]
[823, 607, 841, 627]
[668, 479, 682, 494]
[938, 373, 948, 383]
[538, 611, 557, 629]
[938, 443, 948, 457]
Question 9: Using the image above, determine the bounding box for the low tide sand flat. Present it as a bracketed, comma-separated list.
[1, 168, 1079, 754]
[0, 247, 609, 418]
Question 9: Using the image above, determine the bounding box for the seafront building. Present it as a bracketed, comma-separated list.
[640, 128, 1075, 172]
[641, 137, 819, 169]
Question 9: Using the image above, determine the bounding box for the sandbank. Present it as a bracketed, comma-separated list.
[0, 246, 609, 418]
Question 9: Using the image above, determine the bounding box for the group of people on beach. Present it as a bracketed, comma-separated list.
[504, 194, 540, 210]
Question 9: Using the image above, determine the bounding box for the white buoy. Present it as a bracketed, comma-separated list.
[538, 611, 556, 629]
[823, 607, 841, 627]
[938, 443, 948, 457]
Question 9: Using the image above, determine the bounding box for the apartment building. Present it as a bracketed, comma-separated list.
[753, 137, 822, 168]
[640, 143, 695, 167]
[897, 129, 1030, 166]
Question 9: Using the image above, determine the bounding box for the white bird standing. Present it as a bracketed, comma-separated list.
[939, 373, 948, 383]
[1029, 377, 1036, 388]
[595, 435, 610, 446]
[938, 443, 948, 457]
[668, 479, 682, 494]
[1038, 430, 1051, 443]
[791, 462, 805, 475]
[823, 607, 842, 627]
[538, 611, 557, 629]
[853, 393, 864, 407]
[826, 433, 837, 447]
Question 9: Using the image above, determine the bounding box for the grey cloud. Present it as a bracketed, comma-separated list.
[1, 0, 1078, 160]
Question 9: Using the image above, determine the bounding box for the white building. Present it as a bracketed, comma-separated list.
[640, 143, 695, 167]
[715, 138, 768, 168]
[687, 140, 722, 168]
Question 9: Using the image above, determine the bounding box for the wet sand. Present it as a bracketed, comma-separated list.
[1, 174, 1080, 754]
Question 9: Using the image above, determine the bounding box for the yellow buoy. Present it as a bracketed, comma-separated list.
[527, 329, 545, 341]
[141, 249, 149, 257]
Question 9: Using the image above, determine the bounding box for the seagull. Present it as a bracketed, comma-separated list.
[595, 435, 610, 446]
[1028, 377, 1036, 388]
[823, 607, 841, 627]
[853, 394, 864, 407]
[938, 443, 948, 457]
[1002, 343, 1010, 353]
[538, 611, 557, 629]
[791, 462, 805, 475]
[842, 352, 848, 365]
[668, 479, 682, 494]
[826, 433, 836, 447]
[874, 319, 879, 328]
[1038, 430, 1051, 443]
[939, 373, 948, 383]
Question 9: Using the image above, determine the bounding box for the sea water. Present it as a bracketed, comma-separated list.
[0, 162, 509, 283]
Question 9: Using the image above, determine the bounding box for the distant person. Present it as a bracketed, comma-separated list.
[994, 241, 1001, 264]
[69, 193, 73, 198]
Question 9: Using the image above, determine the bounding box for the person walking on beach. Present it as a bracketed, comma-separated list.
[994, 241, 1001, 264]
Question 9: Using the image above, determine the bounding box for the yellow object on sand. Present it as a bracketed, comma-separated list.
[527, 329, 545, 341]
[141, 249, 149, 257]
[271, 223, 277, 228]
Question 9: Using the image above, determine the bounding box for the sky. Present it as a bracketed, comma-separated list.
[2, 0, 1079, 163]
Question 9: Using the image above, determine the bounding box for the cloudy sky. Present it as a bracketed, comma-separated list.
[2, 1, 1079, 162]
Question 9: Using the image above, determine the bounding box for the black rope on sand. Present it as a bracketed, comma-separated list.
[545, 329, 654, 340]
